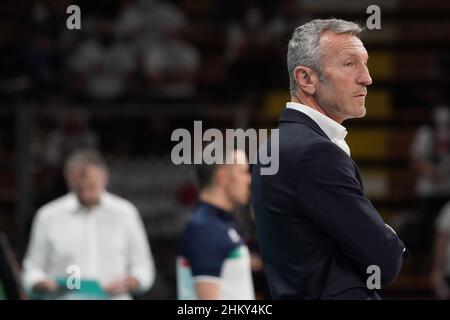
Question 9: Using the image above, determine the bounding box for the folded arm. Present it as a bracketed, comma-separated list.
[296, 141, 406, 285]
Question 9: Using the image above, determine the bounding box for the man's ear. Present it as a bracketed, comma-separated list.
[214, 165, 228, 187]
[293, 66, 317, 95]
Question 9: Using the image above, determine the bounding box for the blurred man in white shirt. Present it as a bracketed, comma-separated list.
[22, 150, 155, 299]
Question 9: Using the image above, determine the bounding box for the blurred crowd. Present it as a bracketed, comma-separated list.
[1, 0, 307, 103]
[1, 0, 450, 300]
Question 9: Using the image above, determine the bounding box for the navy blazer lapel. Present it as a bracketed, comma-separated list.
[279, 107, 329, 141]
[279, 107, 365, 189]
[352, 159, 364, 190]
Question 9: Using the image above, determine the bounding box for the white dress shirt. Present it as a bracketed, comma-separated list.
[286, 102, 351, 156]
[22, 192, 155, 299]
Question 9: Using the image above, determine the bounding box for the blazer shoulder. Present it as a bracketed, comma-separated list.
[294, 141, 363, 195]
[302, 139, 347, 156]
[296, 140, 355, 177]
[279, 122, 330, 152]
[301, 139, 353, 166]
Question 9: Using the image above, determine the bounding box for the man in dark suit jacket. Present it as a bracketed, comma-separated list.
[251, 19, 407, 299]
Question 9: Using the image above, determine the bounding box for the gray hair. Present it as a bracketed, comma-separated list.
[287, 19, 363, 96]
[64, 149, 107, 176]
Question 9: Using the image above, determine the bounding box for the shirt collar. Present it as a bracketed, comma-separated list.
[286, 102, 348, 141]
[69, 191, 108, 213]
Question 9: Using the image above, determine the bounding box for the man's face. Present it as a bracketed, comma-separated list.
[66, 165, 108, 209]
[223, 151, 251, 207]
[315, 31, 372, 123]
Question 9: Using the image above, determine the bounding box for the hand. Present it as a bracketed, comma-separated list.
[32, 279, 59, 294]
[103, 277, 140, 296]
[250, 253, 264, 272]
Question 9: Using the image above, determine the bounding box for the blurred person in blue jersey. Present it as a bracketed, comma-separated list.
[176, 147, 255, 300]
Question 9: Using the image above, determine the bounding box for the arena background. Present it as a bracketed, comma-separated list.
[1, 0, 450, 299]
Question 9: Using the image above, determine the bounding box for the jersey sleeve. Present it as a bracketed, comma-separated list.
[181, 221, 237, 278]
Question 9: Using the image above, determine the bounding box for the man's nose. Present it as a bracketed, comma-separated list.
[357, 65, 372, 86]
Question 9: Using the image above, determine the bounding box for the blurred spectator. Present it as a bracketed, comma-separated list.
[22, 150, 155, 299]
[68, 25, 136, 101]
[115, 0, 187, 52]
[30, 109, 99, 207]
[266, 0, 305, 47]
[431, 202, 450, 299]
[114, 0, 191, 101]
[141, 30, 200, 99]
[410, 105, 450, 255]
[410, 105, 450, 197]
[176, 148, 256, 300]
[225, 6, 278, 96]
[43, 110, 99, 167]
[1, 232, 26, 299]
[225, 6, 267, 61]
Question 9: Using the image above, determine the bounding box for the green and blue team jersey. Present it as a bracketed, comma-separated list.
[176, 202, 255, 300]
